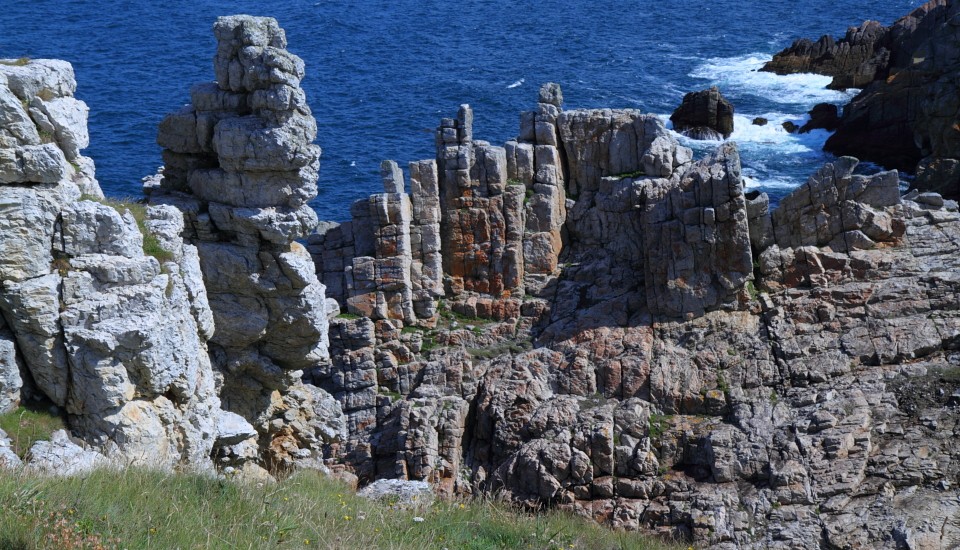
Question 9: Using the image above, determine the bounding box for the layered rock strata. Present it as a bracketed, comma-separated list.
[149, 15, 343, 471]
[0, 60, 221, 467]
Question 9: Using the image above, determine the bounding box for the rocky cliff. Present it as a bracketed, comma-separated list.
[2, 14, 960, 550]
[0, 59, 222, 468]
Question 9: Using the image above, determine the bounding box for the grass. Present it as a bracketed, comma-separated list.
[0, 404, 66, 458]
[80, 195, 173, 264]
[613, 169, 644, 179]
[0, 57, 30, 66]
[0, 468, 683, 550]
[648, 413, 671, 440]
[336, 313, 361, 320]
[745, 280, 758, 301]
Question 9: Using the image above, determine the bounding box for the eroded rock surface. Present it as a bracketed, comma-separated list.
[299, 80, 960, 549]
[0, 59, 221, 468]
[149, 15, 344, 471]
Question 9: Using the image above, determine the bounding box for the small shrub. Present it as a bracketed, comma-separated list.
[745, 280, 759, 301]
[648, 413, 671, 440]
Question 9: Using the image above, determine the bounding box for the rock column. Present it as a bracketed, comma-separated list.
[511, 83, 567, 294]
[437, 105, 524, 319]
[153, 16, 343, 470]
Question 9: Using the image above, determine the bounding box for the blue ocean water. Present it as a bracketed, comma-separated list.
[1, 0, 922, 221]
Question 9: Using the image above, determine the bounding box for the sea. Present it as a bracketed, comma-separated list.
[0, 0, 923, 221]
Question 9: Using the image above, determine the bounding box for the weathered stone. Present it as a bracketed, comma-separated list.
[669, 87, 735, 140]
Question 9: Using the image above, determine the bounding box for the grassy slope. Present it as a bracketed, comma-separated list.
[0, 468, 685, 550]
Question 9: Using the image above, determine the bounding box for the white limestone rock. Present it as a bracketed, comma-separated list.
[0, 143, 68, 184]
[0, 273, 68, 406]
[0, 76, 40, 146]
[29, 96, 90, 160]
[358, 479, 435, 508]
[216, 410, 257, 446]
[61, 200, 143, 258]
[24, 430, 109, 476]
[0, 316, 23, 414]
[0, 428, 21, 469]
[0, 59, 77, 101]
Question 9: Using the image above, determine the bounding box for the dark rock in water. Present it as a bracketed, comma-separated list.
[799, 103, 840, 133]
[761, 20, 889, 90]
[752, 117, 768, 126]
[782, 121, 798, 134]
[761, 1, 947, 90]
[670, 86, 734, 140]
[823, 0, 957, 197]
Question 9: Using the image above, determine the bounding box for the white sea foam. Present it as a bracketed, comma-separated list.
[689, 54, 858, 107]
[507, 78, 524, 89]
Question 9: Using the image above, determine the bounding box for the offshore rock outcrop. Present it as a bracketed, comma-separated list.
[768, 0, 960, 200]
[669, 87, 735, 140]
[149, 15, 343, 471]
[761, 0, 947, 90]
[0, 59, 221, 467]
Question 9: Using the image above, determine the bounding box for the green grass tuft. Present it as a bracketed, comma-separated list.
[80, 196, 174, 264]
[614, 169, 645, 179]
[0, 468, 683, 549]
[0, 404, 66, 458]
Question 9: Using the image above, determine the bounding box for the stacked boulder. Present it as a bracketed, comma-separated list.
[0, 59, 221, 467]
[151, 15, 344, 471]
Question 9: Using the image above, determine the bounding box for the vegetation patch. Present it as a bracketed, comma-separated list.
[614, 169, 645, 179]
[648, 413, 672, 440]
[81, 196, 174, 264]
[0, 403, 66, 458]
[0, 468, 682, 550]
[336, 312, 361, 320]
[0, 57, 30, 66]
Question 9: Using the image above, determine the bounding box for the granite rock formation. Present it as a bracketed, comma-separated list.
[2, 14, 960, 550]
[149, 15, 343, 471]
[0, 59, 221, 468]
[301, 80, 960, 548]
[669, 87, 735, 140]
[761, 1, 947, 90]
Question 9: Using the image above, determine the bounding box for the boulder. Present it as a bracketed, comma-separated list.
[669, 86, 734, 140]
[798, 103, 840, 134]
